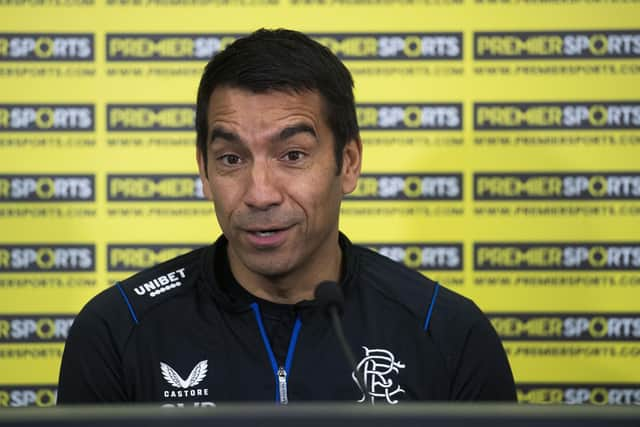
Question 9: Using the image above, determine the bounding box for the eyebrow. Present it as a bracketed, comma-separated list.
[210, 127, 241, 145]
[276, 124, 317, 142]
[209, 123, 318, 145]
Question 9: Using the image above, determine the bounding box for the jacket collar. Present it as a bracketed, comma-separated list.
[198, 232, 358, 313]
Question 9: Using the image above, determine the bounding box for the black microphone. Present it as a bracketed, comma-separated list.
[314, 281, 371, 404]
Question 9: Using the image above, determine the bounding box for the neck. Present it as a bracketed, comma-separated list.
[227, 236, 342, 305]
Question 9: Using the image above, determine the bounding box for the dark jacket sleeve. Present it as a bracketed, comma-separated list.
[57, 291, 132, 404]
[450, 311, 517, 401]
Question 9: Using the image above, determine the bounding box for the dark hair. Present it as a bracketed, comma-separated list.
[195, 28, 359, 174]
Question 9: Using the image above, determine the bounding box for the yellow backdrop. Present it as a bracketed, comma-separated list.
[0, 0, 639, 407]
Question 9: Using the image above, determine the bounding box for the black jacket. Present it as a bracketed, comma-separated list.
[58, 234, 515, 405]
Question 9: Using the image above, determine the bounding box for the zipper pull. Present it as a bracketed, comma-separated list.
[278, 366, 288, 405]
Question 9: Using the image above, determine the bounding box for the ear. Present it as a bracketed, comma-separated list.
[340, 137, 362, 195]
[196, 148, 213, 201]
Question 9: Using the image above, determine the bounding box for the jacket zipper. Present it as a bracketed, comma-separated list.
[278, 366, 288, 404]
[250, 303, 302, 405]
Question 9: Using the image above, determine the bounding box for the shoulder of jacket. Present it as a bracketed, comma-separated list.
[353, 244, 482, 329]
[352, 245, 438, 317]
[110, 246, 208, 325]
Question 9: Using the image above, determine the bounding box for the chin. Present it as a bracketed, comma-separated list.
[243, 257, 295, 279]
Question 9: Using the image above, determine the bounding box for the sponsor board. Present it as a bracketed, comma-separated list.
[517, 384, 640, 405]
[0, 315, 74, 343]
[0, 105, 95, 132]
[107, 174, 204, 201]
[108, 244, 204, 271]
[347, 174, 462, 201]
[0, 245, 95, 272]
[474, 243, 640, 271]
[365, 243, 463, 270]
[474, 102, 640, 130]
[107, 104, 194, 131]
[0, 386, 57, 408]
[357, 103, 462, 130]
[0, 175, 95, 202]
[475, 31, 640, 60]
[0, 34, 94, 61]
[474, 172, 640, 200]
[473, 273, 640, 287]
[490, 313, 640, 340]
[310, 33, 462, 60]
[106, 34, 241, 61]
[105, 33, 462, 62]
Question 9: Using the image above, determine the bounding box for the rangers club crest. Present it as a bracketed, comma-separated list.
[352, 346, 406, 404]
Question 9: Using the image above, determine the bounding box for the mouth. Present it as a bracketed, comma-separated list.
[253, 230, 279, 237]
[248, 226, 288, 235]
[243, 225, 293, 248]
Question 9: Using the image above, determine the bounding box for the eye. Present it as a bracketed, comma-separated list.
[219, 154, 242, 166]
[283, 151, 305, 162]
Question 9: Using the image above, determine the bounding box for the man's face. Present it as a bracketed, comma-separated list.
[197, 86, 361, 283]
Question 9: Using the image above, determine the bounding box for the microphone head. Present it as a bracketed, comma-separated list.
[314, 281, 344, 314]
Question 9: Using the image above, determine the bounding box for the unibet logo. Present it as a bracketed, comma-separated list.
[108, 175, 204, 201]
[367, 244, 462, 270]
[0, 105, 94, 132]
[133, 268, 186, 298]
[0, 245, 95, 272]
[474, 102, 640, 130]
[474, 173, 640, 200]
[490, 314, 640, 340]
[357, 104, 462, 130]
[0, 33, 93, 61]
[106, 34, 240, 61]
[474, 243, 640, 270]
[0, 316, 74, 342]
[348, 174, 462, 200]
[475, 31, 640, 59]
[311, 33, 462, 60]
[107, 104, 194, 131]
[0, 175, 94, 202]
[0, 387, 58, 408]
[517, 385, 640, 405]
[108, 245, 203, 271]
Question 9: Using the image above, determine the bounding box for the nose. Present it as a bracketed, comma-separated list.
[243, 160, 284, 210]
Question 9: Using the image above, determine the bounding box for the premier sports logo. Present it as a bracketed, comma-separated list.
[0, 34, 94, 61]
[311, 33, 462, 60]
[348, 174, 462, 201]
[0, 386, 57, 408]
[474, 102, 640, 130]
[0, 175, 95, 202]
[357, 104, 462, 130]
[474, 243, 640, 270]
[161, 360, 209, 398]
[107, 104, 195, 131]
[0, 315, 74, 343]
[517, 384, 640, 405]
[475, 30, 640, 59]
[106, 34, 240, 61]
[0, 245, 95, 272]
[489, 313, 640, 340]
[0, 105, 95, 132]
[107, 174, 204, 201]
[366, 244, 463, 270]
[108, 245, 203, 272]
[474, 173, 640, 200]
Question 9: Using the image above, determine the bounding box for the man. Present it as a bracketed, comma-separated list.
[58, 29, 516, 405]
